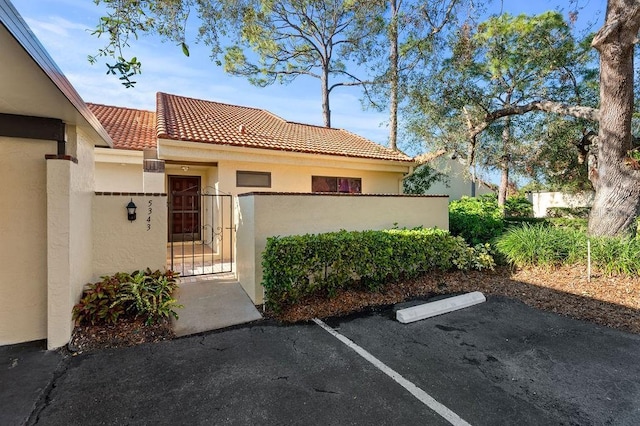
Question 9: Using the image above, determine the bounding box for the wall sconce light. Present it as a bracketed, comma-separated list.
[126, 199, 137, 222]
[181, 166, 189, 172]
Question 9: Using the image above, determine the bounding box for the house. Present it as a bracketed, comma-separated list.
[414, 151, 495, 200]
[91, 93, 415, 197]
[0, 0, 449, 349]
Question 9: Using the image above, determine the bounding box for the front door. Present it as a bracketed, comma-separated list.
[169, 175, 201, 241]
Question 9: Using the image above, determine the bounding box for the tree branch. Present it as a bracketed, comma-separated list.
[469, 101, 600, 138]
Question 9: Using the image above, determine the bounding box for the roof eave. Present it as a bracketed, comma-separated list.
[0, 1, 113, 147]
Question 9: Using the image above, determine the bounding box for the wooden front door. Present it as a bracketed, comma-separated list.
[169, 176, 201, 241]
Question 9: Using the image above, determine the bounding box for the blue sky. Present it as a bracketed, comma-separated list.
[11, 0, 604, 155]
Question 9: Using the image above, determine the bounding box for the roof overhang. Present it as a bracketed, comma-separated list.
[0, 1, 113, 147]
[157, 138, 415, 174]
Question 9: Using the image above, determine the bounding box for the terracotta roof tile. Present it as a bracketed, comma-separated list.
[87, 103, 156, 150]
[156, 92, 413, 163]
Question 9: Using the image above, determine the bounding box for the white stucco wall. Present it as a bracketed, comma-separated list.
[0, 136, 53, 345]
[93, 194, 168, 278]
[529, 191, 594, 218]
[423, 158, 494, 200]
[236, 194, 449, 303]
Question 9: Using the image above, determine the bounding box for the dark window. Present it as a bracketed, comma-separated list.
[236, 171, 271, 188]
[312, 176, 361, 193]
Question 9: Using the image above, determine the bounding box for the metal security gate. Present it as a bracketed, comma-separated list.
[168, 189, 234, 277]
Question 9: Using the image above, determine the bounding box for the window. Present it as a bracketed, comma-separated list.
[236, 171, 271, 188]
[312, 176, 362, 193]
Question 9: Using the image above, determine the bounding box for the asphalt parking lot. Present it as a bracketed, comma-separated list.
[3, 295, 640, 425]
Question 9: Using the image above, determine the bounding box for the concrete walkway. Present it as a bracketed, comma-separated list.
[171, 276, 262, 337]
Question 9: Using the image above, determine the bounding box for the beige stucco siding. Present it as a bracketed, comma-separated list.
[218, 160, 402, 195]
[0, 137, 54, 345]
[46, 127, 97, 349]
[95, 162, 143, 192]
[93, 194, 168, 278]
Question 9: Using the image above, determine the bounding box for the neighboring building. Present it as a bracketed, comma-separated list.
[417, 152, 495, 200]
[91, 92, 415, 197]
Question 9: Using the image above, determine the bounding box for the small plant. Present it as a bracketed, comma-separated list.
[72, 275, 127, 325]
[72, 269, 181, 325]
[116, 269, 183, 324]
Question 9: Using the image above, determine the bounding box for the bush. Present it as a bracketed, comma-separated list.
[495, 224, 586, 267]
[449, 195, 504, 245]
[73, 269, 182, 325]
[590, 237, 640, 275]
[261, 228, 494, 310]
[504, 194, 533, 218]
[496, 224, 640, 275]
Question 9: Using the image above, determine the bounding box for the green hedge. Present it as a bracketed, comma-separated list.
[449, 195, 504, 245]
[261, 228, 494, 310]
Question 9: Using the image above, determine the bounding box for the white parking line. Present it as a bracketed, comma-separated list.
[313, 318, 472, 426]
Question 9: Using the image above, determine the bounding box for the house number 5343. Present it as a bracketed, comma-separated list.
[147, 200, 152, 231]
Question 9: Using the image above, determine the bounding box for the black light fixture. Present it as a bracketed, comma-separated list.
[126, 199, 137, 222]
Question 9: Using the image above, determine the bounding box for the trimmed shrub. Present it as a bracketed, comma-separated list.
[449, 195, 504, 245]
[73, 269, 182, 325]
[261, 228, 495, 310]
[505, 194, 533, 218]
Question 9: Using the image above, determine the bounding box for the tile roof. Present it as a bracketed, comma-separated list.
[156, 92, 413, 163]
[87, 103, 156, 150]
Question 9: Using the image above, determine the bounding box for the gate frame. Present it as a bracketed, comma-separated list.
[168, 188, 234, 277]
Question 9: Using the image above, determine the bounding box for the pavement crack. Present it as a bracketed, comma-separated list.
[314, 388, 339, 395]
[26, 354, 72, 425]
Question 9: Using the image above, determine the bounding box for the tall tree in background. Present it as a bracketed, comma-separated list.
[381, 0, 463, 151]
[409, 11, 584, 206]
[92, 0, 386, 128]
[224, 0, 386, 128]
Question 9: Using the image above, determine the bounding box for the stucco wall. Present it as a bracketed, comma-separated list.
[0, 137, 53, 345]
[46, 127, 98, 349]
[529, 191, 594, 218]
[95, 162, 143, 192]
[93, 193, 168, 278]
[236, 193, 449, 303]
[218, 160, 403, 195]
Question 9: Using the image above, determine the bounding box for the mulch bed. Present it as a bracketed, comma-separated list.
[271, 265, 640, 334]
[68, 317, 174, 353]
[69, 265, 640, 352]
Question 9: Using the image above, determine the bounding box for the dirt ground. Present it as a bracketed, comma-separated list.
[69, 265, 640, 352]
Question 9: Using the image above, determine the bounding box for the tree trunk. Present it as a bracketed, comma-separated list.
[498, 115, 510, 208]
[588, 1, 640, 236]
[388, 0, 399, 151]
[321, 64, 331, 127]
